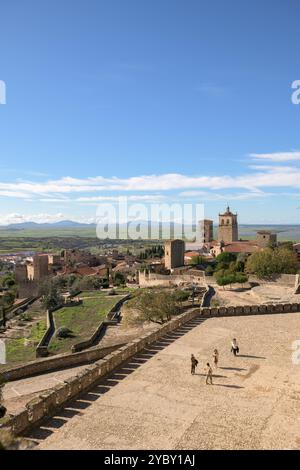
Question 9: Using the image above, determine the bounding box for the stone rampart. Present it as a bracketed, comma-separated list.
[2, 342, 126, 382]
[200, 302, 300, 317]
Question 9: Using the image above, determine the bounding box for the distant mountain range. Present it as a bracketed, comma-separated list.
[1, 220, 300, 230]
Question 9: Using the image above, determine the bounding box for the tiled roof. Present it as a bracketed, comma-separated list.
[223, 242, 260, 253]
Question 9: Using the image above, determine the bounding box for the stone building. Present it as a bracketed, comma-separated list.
[48, 254, 62, 266]
[218, 206, 238, 243]
[256, 231, 277, 248]
[27, 254, 49, 281]
[63, 249, 90, 266]
[164, 239, 185, 270]
[293, 243, 300, 266]
[199, 219, 213, 243]
[15, 264, 28, 283]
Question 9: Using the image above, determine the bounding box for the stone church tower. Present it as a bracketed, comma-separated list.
[218, 206, 238, 243]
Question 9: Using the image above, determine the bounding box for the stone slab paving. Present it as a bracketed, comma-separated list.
[3, 365, 88, 414]
[28, 313, 300, 450]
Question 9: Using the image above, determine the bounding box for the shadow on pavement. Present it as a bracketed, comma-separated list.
[27, 316, 207, 444]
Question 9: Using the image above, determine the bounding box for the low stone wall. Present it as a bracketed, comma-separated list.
[4, 307, 200, 436]
[200, 302, 300, 317]
[71, 322, 106, 353]
[248, 273, 299, 288]
[139, 271, 205, 288]
[0, 297, 37, 327]
[35, 308, 57, 358]
[71, 294, 131, 353]
[2, 342, 126, 382]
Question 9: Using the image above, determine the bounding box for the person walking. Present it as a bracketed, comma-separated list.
[213, 349, 219, 368]
[205, 363, 213, 385]
[191, 354, 198, 375]
[231, 338, 239, 356]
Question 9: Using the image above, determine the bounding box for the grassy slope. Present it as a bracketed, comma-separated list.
[48, 291, 125, 354]
[1, 321, 47, 369]
[0, 301, 47, 370]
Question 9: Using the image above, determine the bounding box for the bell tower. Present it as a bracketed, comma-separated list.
[218, 206, 238, 243]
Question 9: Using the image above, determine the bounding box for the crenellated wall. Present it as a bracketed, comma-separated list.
[200, 302, 300, 317]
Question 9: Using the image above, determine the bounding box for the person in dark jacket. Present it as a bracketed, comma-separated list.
[191, 354, 199, 375]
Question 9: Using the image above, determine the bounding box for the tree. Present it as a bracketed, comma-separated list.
[0, 291, 15, 309]
[43, 285, 63, 310]
[215, 271, 248, 289]
[246, 247, 298, 279]
[1, 274, 16, 289]
[126, 290, 179, 325]
[112, 272, 126, 286]
[172, 289, 190, 305]
[190, 255, 205, 266]
[216, 275, 231, 290]
[205, 265, 214, 276]
[235, 272, 248, 286]
[215, 252, 237, 265]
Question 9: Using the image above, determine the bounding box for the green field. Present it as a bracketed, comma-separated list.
[48, 291, 127, 354]
[1, 320, 47, 370]
[0, 300, 47, 369]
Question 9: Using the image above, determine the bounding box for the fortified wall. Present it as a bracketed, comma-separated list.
[138, 271, 205, 288]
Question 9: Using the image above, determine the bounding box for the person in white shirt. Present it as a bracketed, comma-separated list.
[231, 338, 239, 356]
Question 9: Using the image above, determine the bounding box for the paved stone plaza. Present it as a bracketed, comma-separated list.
[27, 312, 300, 450]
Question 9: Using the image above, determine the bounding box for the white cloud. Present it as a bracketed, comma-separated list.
[77, 194, 164, 202]
[178, 190, 270, 201]
[1, 156, 300, 202]
[250, 151, 300, 162]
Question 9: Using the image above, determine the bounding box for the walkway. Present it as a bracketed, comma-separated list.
[24, 312, 300, 450]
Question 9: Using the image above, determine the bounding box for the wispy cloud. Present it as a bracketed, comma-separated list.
[249, 151, 300, 162]
[195, 83, 225, 95]
[77, 195, 164, 203]
[178, 190, 271, 201]
[1, 154, 300, 202]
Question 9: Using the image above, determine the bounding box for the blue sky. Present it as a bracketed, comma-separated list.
[1, 0, 300, 225]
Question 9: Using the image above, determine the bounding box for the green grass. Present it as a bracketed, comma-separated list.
[0, 300, 47, 370]
[48, 292, 126, 354]
[0, 320, 47, 369]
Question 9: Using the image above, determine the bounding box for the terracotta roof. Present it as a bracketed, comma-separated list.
[185, 251, 201, 258]
[223, 242, 260, 253]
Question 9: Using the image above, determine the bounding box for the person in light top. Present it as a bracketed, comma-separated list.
[231, 338, 239, 356]
[213, 349, 219, 368]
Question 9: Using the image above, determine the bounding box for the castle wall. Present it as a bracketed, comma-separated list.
[138, 271, 205, 287]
